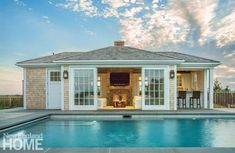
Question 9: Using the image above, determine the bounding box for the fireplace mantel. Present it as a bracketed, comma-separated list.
[109, 86, 130, 90]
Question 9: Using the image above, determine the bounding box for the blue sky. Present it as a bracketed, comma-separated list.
[0, 0, 235, 94]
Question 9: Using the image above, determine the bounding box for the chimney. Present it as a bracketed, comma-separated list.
[114, 41, 125, 47]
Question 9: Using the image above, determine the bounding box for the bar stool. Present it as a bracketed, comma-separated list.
[177, 91, 186, 109]
[190, 91, 201, 109]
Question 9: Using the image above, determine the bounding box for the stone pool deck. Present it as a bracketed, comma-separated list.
[1, 108, 235, 130]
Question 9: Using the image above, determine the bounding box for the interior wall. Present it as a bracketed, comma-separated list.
[132, 73, 141, 97]
[99, 73, 108, 98]
[98, 68, 141, 105]
[177, 70, 204, 91]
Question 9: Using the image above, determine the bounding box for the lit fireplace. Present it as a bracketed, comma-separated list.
[113, 94, 127, 108]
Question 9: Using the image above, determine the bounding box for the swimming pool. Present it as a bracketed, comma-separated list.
[1, 117, 235, 147]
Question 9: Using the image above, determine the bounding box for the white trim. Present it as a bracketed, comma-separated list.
[23, 68, 26, 109]
[209, 68, 214, 109]
[204, 69, 208, 109]
[69, 67, 98, 110]
[141, 68, 145, 110]
[61, 65, 64, 110]
[69, 66, 72, 110]
[178, 63, 220, 68]
[181, 62, 220, 65]
[16, 63, 59, 67]
[54, 60, 184, 64]
[173, 65, 177, 110]
[45, 68, 48, 109]
[142, 66, 170, 110]
[46, 67, 61, 109]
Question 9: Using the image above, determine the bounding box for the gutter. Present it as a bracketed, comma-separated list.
[53, 60, 185, 65]
[178, 62, 221, 68]
[16, 60, 185, 67]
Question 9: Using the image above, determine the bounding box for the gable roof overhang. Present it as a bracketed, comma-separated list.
[53, 59, 185, 65]
[16, 59, 185, 67]
[178, 62, 221, 68]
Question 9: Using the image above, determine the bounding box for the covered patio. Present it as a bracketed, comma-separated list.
[177, 67, 214, 109]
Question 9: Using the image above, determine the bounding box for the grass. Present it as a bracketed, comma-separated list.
[0, 96, 23, 110]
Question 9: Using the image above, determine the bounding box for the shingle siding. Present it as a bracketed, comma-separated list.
[169, 65, 176, 110]
[26, 68, 46, 109]
[63, 65, 69, 110]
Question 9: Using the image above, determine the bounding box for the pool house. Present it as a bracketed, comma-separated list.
[16, 41, 220, 111]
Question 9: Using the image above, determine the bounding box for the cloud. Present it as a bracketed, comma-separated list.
[224, 50, 235, 58]
[54, 0, 235, 89]
[42, 16, 51, 24]
[56, 0, 235, 49]
[57, 0, 98, 17]
[14, 0, 26, 6]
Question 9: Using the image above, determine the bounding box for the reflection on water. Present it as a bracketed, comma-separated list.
[1, 119, 235, 147]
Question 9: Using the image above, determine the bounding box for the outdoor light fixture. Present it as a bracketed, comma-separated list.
[170, 70, 175, 79]
[63, 70, 68, 79]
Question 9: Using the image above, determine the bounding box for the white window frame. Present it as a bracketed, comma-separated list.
[141, 66, 169, 110]
[69, 67, 97, 110]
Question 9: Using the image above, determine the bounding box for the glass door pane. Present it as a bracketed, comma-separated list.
[144, 69, 164, 106]
[74, 69, 95, 106]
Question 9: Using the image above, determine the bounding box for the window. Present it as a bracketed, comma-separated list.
[177, 74, 182, 87]
[50, 72, 61, 81]
[74, 69, 94, 106]
[144, 69, 164, 105]
[138, 76, 142, 95]
[97, 76, 101, 97]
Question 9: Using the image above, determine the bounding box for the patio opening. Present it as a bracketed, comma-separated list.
[177, 69, 206, 109]
[97, 67, 142, 110]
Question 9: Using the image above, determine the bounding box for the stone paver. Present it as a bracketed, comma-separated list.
[1, 108, 235, 130]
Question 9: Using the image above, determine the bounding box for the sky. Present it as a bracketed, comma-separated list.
[0, 0, 235, 95]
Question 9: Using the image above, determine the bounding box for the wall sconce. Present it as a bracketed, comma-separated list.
[170, 70, 175, 79]
[63, 70, 68, 79]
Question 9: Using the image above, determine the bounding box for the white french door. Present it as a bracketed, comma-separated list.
[142, 67, 169, 110]
[71, 68, 97, 110]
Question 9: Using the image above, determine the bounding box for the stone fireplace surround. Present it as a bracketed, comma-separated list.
[108, 88, 132, 106]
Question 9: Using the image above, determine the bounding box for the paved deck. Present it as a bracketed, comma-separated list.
[1, 108, 235, 130]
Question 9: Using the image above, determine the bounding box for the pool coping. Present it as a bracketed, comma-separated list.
[1, 110, 235, 131]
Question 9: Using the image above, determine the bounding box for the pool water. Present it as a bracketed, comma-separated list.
[1, 118, 235, 147]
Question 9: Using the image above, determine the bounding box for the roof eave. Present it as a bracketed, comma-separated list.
[53, 60, 185, 65]
[16, 63, 59, 68]
[178, 62, 221, 68]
